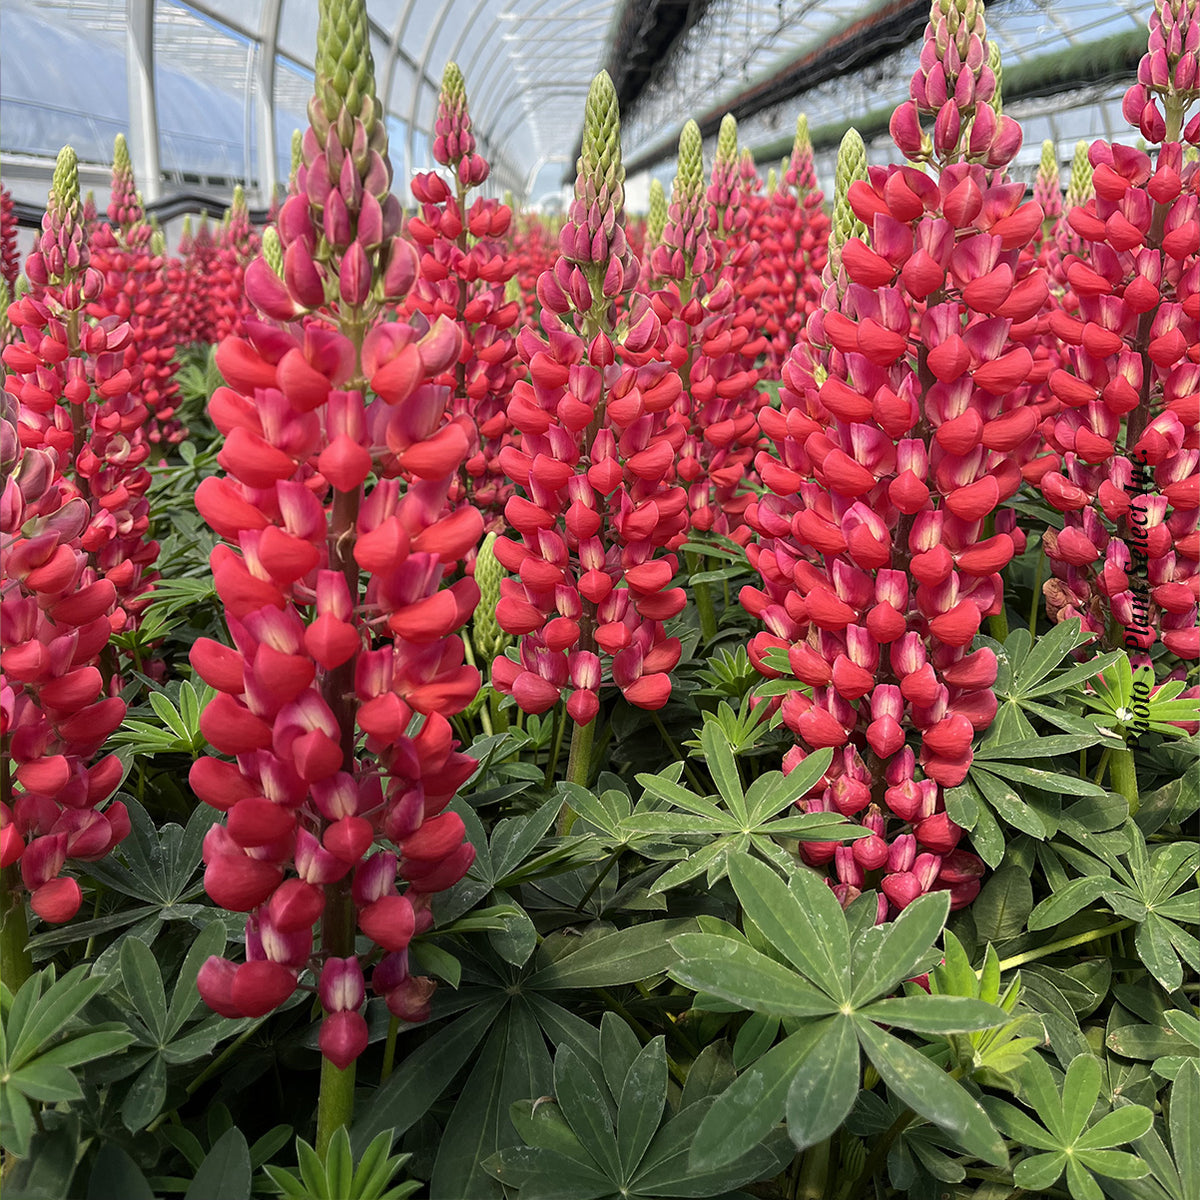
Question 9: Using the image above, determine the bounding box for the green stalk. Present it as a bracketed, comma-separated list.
[1027, 543, 1045, 635]
[1109, 748, 1139, 813]
[997, 920, 1134, 972]
[689, 552, 718, 641]
[380, 1016, 400, 1083]
[795, 1137, 831, 1200]
[0, 865, 32, 994]
[565, 716, 595, 788]
[316, 1055, 356, 1155]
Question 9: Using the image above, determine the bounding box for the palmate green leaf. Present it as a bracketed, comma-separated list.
[1061, 1053, 1103, 1144]
[1027, 875, 1112, 931]
[699, 721, 748, 823]
[980, 760, 1109, 797]
[1075, 1106, 1154, 1150]
[860, 996, 1009, 1035]
[728, 855, 849, 1000]
[850, 891, 951, 1007]
[6, 1062, 82, 1103]
[647, 840, 727, 895]
[634, 772, 727, 821]
[783, 1014, 858, 1151]
[430, 1002, 553, 1200]
[525, 920, 694, 991]
[742, 747, 834, 825]
[1172, 1060, 1200, 1200]
[632, 1098, 790, 1197]
[691, 1024, 829, 1172]
[854, 1020, 1007, 1165]
[182, 1127, 250, 1200]
[484, 1145, 615, 1200]
[554, 1043, 619, 1180]
[669, 935, 840, 1018]
[9, 964, 106, 1067]
[616, 1037, 667, 1177]
[120, 936, 168, 1043]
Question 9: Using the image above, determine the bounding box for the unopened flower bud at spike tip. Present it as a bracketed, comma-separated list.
[827, 127, 869, 279]
[715, 113, 738, 166]
[646, 177, 667, 251]
[51, 145, 81, 213]
[987, 41, 1003, 114]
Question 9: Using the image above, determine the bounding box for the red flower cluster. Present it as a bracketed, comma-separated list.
[405, 64, 522, 525]
[0, 151, 132, 925]
[1, 184, 18, 294]
[86, 137, 183, 446]
[746, 0, 1044, 916]
[491, 72, 686, 724]
[749, 117, 831, 374]
[649, 120, 764, 544]
[5, 149, 159, 640]
[192, 7, 479, 1065]
[1037, 4, 1199, 663]
[210, 188, 260, 342]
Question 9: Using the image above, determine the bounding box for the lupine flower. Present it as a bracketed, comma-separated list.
[0, 151, 133, 926]
[405, 63, 521, 525]
[211, 187, 261, 342]
[1038, 0, 1199, 664]
[1, 184, 18, 293]
[649, 120, 764, 545]
[176, 216, 219, 346]
[86, 136, 183, 446]
[746, 0, 1043, 916]
[492, 72, 686, 728]
[5, 147, 159, 638]
[191, 0, 479, 1058]
[750, 115, 832, 372]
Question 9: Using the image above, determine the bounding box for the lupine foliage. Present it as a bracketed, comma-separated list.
[0, 0, 1196, 1197]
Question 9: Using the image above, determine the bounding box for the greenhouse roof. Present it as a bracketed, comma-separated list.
[0, 0, 1153, 208]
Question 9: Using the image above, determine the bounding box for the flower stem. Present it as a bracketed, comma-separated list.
[0, 864, 32, 994]
[380, 1016, 399, 1083]
[694, 580, 718, 641]
[1027, 544, 1045, 635]
[316, 1054, 356, 1156]
[997, 920, 1135, 972]
[1109, 747, 1139, 813]
[566, 716, 595, 788]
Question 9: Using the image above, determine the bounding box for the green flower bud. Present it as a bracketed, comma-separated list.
[828, 128, 868, 281]
[987, 41, 1003, 114]
[1064, 139, 1093, 209]
[646, 177, 667, 251]
[715, 113, 738, 168]
[473, 532, 511, 661]
[262, 226, 285, 277]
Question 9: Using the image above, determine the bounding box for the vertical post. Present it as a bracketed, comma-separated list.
[255, 0, 283, 204]
[126, 0, 162, 202]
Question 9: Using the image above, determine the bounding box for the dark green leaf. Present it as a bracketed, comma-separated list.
[86, 1145, 155, 1200]
[670, 934, 840, 1018]
[553, 1044, 619, 1180]
[850, 892, 950, 1007]
[973, 866, 1034, 943]
[854, 1020, 1006, 1165]
[525, 921, 693, 991]
[784, 1015, 858, 1151]
[617, 1036, 667, 1177]
[351, 998, 504, 1154]
[861, 996, 1009, 1034]
[726, 856, 847, 999]
[691, 1026, 827, 1172]
[184, 1127, 251, 1200]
